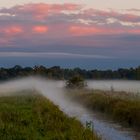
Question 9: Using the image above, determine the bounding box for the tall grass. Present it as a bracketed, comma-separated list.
[0, 91, 100, 140]
[67, 89, 140, 130]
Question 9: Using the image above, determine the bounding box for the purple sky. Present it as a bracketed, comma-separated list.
[0, 1, 140, 69]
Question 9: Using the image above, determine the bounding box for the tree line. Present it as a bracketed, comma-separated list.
[0, 65, 140, 80]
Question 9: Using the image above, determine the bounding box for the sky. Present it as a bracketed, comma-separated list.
[0, 0, 140, 69]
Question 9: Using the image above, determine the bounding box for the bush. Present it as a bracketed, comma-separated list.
[66, 76, 86, 89]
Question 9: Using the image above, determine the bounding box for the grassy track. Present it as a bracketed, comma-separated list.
[0, 91, 100, 140]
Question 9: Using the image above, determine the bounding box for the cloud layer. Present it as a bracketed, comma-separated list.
[0, 2, 139, 69]
[0, 3, 140, 46]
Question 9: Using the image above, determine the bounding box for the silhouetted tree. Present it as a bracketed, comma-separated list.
[66, 75, 86, 88]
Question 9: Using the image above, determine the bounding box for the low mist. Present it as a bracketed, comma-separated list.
[0, 77, 84, 117]
[0, 77, 65, 105]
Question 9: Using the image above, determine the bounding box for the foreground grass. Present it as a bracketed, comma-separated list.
[67, 89, 140, 130]
[0, 91, 99, 140]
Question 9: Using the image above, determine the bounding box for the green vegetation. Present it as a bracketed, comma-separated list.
[0, 65, 140, 80]
[66, 76, 86, 88]
[0, 91, 99, 140]
[67, 89, 140, 130]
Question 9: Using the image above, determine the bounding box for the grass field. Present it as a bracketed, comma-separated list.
[0, 91, 99, 140]
[67, 89, 140, 130]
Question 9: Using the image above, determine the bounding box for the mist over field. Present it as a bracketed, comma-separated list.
[0, 77, 77, 115]
[0, 77, 140, 140]
[0, 77, 65, 106]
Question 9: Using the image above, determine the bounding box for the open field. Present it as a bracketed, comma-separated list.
[0, 91, 100, 140]
[66, 89, 140, 130]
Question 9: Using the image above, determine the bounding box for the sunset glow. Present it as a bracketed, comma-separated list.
[32, 26, 48, 34]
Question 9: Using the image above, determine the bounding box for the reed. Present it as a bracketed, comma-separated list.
[67, 89, 140, 130]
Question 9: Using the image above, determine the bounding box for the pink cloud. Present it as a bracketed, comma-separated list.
[83, 9, 140, 23]
[49, 3, 81, 11]
[0, 3, 139, 47]
[128, 29, 140, 34]
[70, 26, 103, 35]
[0, 3, 81, 20]
[32, 25, 48, 34]
[122, 14, 140, 22]
[69, 25, 126, 36]
[1, 26, 23, 36]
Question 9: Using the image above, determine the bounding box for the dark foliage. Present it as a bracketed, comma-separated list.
[0, 65, 140, 81]
[66, 76, 86, 88]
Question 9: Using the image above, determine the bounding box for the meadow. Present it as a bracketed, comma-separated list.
[0, 91, 100, 140]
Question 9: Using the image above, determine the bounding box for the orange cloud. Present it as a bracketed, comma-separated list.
[32, 26, 48, 34]
[3, 26, 23, 36]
